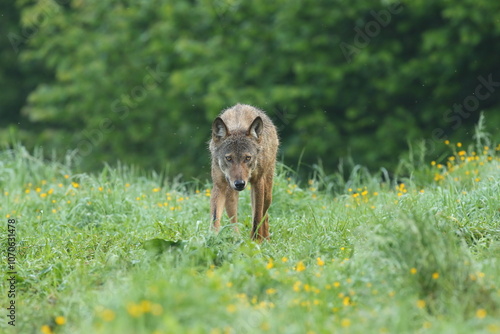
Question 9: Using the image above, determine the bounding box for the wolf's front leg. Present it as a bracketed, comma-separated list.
[250, 180, 266, 241]
[225, 188, 240, 233]
[210, 184, 226, 231]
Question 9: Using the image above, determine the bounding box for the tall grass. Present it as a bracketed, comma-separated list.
[1, 136, 499, 334]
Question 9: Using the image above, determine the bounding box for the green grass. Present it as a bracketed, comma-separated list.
[1, 141, 500, 334]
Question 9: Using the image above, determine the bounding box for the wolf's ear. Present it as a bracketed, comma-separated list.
[212, 117, 229, 141]
[247, 117, 263, 140]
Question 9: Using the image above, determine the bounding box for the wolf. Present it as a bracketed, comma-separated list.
[209, 104, 279, 241]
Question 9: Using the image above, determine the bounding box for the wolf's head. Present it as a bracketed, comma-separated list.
[211, 116, 263, 191]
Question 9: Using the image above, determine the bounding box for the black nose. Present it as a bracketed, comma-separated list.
[234, 180, 246, 191]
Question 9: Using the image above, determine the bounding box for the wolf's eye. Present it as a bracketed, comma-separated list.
[225, 156, 232, 162]
[245, 156, 251, 162]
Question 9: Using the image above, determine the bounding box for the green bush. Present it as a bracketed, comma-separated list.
[3, 0, 500, 177]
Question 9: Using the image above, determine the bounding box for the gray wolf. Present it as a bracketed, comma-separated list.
[209, 104, 279, 241]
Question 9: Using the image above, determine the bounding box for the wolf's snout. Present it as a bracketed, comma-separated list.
[234, 180, 246, 191]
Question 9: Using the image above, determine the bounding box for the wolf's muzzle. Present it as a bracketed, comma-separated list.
[234, 180, 246, 191]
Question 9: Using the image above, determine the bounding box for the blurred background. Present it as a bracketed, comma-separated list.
[1, 0, 500, 179]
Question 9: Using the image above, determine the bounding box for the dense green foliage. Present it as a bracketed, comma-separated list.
[2, 0, 500, 177]
[1, 141, 499, 333]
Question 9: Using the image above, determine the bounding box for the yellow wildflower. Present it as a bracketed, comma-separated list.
[41, 325, 53, 334]
[151, 303, 163, 316]
[126, 303, 142, 317]
[341, 318, 351, 328]
[139, 300, 152, 313]
[476, 309, 487, 319]
[100, 309, 115, 321]
[295, 261, 306, 272]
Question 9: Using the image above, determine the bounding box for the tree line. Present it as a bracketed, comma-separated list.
[1, 0, 499, 178]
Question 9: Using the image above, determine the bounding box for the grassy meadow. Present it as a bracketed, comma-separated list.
[1, 140, 500, 334]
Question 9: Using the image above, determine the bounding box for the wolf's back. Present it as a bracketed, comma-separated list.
[219, 103, 279, 150]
